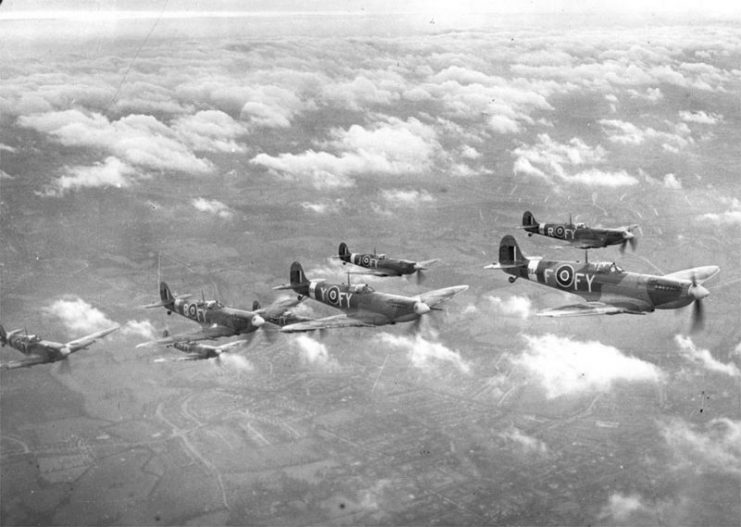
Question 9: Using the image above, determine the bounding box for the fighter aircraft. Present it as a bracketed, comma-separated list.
[520, 211, 639, 253]
[140, 281, 267, 345]
[251, 298, 313, 327]
[485, 235, 719, 330]
[0, 323, 119, 369]
[156, 339, 248, 362]
[273, 262, 468, 332]
[336, 242, 440, 282]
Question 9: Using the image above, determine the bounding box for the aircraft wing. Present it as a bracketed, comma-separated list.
[1, 356, 49, 369]
[537, 301, 650, 317]
[258, 297, 302, 318]
[280, 314, 377, 333]
[418, 285, 469, 308]
[663, 266, 720, 284]
[416, 258, 440, 269]
[138, 325, 237, 347]
[65, 326, 120, 352]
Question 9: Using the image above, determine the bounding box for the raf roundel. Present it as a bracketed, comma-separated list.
[555, 264, 574, 289]
[555, 225, 565, 238]
[362, 255, 371, 266]
[326, 286, 341, 305]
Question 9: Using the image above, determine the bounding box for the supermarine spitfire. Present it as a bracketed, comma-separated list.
[336, 242, 440, 282]
[0, 323, 119, 369]
[140, 281, 267, 345]
[274, 262, 468, 332]
[486, 235, 719, 330]
[158, 339, 248, 362]
[521, 211, 639, 253]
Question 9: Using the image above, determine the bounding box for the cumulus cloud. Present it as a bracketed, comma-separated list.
[499, 426, 548, 454]
[120, 319, 157, 340]
[697, 198, 741, 225]
[18, 109, 213, 175]
[513, 334, 663, 398]
[661, 418, 741, 476]
[191, 197, 234, 219]
[662, 173, 682, 189]
[381, 189, 435, 207]
[487, 295, 532, 319]
[291, 335, 339, 370]
[380, 332, 470, 374]
[599, 118, 693, 152]
[674, 335, 740, 377]
[512, 133, 638, 187]
[43, 297, 117, 334]
[250, 117, 441, 188]
[41, 156, 134, 196]
[598, 493, 649, 523]
[678, 110, 722, 125]
[172, 110, 248, 153]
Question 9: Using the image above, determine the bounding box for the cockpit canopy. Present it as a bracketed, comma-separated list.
[203, 300, 223, 310]
[348, 283, 374, 294]
[575, 222, 587, 228]
[592, 262, 623, 273]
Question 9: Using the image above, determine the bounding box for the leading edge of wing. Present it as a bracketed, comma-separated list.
[418, 285, 469, 308]
[280, 315, 376, 333]
[137, 325, 236, 347]
[537, 301, 649, 317]
[65, 325, 120, 352]
[1, 356, 48, 369]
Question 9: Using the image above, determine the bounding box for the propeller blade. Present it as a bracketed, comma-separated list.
[416, 269, 425, 285]
[691, 299, 704, 333]
[620, 240, 627, 255]
[58, 358, 72, 375]
[629, 237, 637, 251]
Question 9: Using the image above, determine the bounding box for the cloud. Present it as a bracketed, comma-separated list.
[250, 116, 441, 188]
[172, 110, 248, 153]
[498, 426, 548, 454]
[0, 169, 15, 180]
[674, 335, 740, 377]
[191, 197, 234, 219]
[678, 110, 722, 125]
[291, 335, 339, 370]
[661, 417, 741, 476]
[120, 319, 157, 340]
[662, 173, 682, 189]
[513, 334, 663, 398]
[487, 295, 532, 319]
[599, 118, 693, 152]
[43, 297, 117, 334]
[380, 332, 470, 374]
[17, 109, 213, 174]
[598, 493, 649, 523]
[381, 189, 435, 207]
[512, 133, 638, 187]
[697, 198, 741, 225]
[41, 156, 135, 196]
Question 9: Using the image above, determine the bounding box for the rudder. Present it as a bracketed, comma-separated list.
[522, 211, 537, 227]
[289, 262, 310, 295]
[0, 323, 6, 346]
[159, 281, 175, 306]
[499, 235, 528, 266]
[338, 242, 351, 261]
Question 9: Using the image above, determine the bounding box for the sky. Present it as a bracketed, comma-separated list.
[1, 2, 740, 525]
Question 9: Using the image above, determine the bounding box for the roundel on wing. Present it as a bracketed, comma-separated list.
[555, 264, 574, 289]
[326, 286, 340, 305]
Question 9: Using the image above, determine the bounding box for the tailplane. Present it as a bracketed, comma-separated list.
[144, 281, 178, 309]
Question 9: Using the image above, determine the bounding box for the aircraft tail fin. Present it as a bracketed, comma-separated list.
[338, 242, 351, 262]
[143, 281, 177, 309]
[0, 323, 6, 346]
[252, 300, 261, 311]
[274, 262, 311, 295]
[522, 211, 538, 227]
[485, 235, 531, 272]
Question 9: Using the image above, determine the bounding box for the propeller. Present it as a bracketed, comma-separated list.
[416, 269, 426, 285]
[619, 230, 637, 254]
[688, 273, 710, 333]
[58, 357, 72, 375]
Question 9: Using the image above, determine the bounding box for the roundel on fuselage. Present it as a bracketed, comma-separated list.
[361, 255, 371, 266]
[188, 304, 197, 317]
[555, 225, 565, 238]
[326, 286, 341, 305]
[555, 264, 574, 289]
